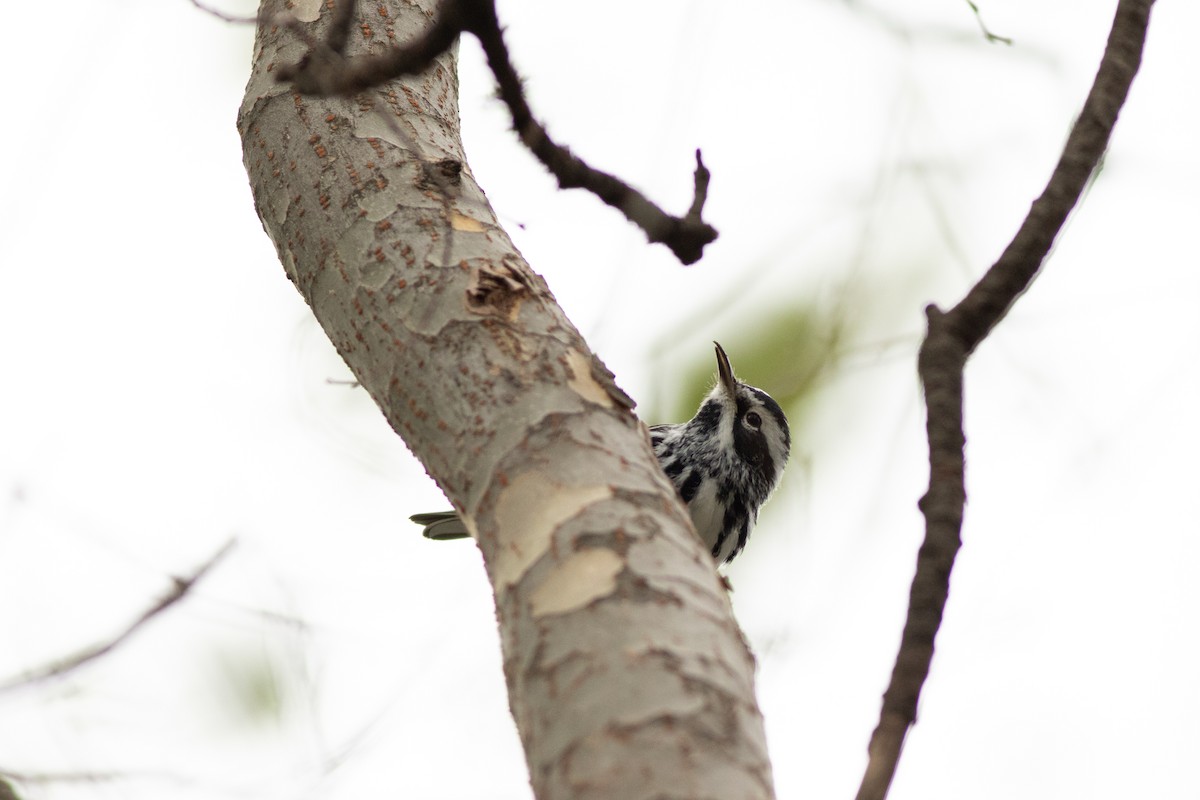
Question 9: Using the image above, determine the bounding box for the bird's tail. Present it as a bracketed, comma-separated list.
[409, 511, 472, 540]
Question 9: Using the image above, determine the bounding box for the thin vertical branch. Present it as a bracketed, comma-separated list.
[856, 2, 1155, 798]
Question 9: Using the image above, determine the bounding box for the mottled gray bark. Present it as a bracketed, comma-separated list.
[237, 2, 776, 798]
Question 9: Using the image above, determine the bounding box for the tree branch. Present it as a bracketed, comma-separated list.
[856, 2, 1155, 799]
[275, 0, 717, 265]
[276, 0, 463, 95]
[0, 539, 236, 693]
[241, 2, 773, 795]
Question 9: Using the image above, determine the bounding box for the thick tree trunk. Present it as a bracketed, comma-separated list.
[238, 2, 776, 797]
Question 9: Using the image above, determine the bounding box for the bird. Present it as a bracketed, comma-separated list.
[410, 343, 790, 564]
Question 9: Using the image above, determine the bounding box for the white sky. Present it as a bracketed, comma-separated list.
[0, 1, 1197, 799]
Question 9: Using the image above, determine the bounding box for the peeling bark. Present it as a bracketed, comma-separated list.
[238, 2, 776, 798]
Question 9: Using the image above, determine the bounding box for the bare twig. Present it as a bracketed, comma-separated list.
[855, 3, 1155, 799]
[685, 150, 713, 223]
[274, 0, 717, 265]
[187, 0, 258, 24]
[0, 539, 236, 693]
[964, 1, 1013, 45]
[462, 0, 717, 264]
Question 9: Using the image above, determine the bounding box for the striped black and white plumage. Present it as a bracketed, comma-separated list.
[650, 342, 790, 563]
[411, 343, 789, 565]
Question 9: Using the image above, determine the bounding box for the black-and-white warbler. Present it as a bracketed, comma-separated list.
[411, 343, 790, 564]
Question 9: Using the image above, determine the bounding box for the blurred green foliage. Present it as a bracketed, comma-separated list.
[648, 298, 851, 432]
[209, 643, 289, 727]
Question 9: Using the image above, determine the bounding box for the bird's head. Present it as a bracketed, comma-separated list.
[707, 342, 791, 492]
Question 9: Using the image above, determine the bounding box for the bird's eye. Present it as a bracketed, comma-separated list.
[745, 411, 762, 429]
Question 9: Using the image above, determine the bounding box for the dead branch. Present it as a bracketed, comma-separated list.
[274, 0, 717, 265]
[855, 3, 1156, 799]
[0, 539, 236, 693]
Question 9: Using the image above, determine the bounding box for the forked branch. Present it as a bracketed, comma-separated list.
[274, 0, 717, 264]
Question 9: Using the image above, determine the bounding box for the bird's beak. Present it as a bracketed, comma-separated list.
[714, 341, 737, 398]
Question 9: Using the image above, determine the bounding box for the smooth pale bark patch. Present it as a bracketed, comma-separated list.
[565, 347, 615, 409]
[292, 0, 322, 23]
[529, 548, 623, 618]
[449, 211, 486, 232]
[493, 472, 612, 588]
